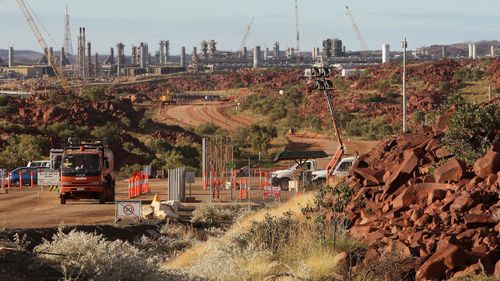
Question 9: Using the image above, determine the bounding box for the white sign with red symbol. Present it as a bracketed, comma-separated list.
[264, 186, 281, 198]
[116, 201, 141, 219]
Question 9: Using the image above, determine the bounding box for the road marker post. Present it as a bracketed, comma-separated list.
[7, 171, 10, 190]
[19, 171, 22, 189]
[30, 170, 34, 189]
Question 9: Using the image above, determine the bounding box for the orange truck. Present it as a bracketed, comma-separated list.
[59, 140, 115, 204]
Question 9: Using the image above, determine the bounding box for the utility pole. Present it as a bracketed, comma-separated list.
[401, 38, 408, 133]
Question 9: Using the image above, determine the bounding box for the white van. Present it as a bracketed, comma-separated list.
[27, 160, 50, 168]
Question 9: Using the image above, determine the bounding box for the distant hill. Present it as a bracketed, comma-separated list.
[425, 40, 499, 57]
[0, 49, 44, 65]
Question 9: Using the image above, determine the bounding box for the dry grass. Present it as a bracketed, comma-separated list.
[167, 192, 365, 280]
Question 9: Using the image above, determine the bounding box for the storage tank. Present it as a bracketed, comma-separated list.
[253, 46, 261, 68]
[382, 44, 390, 63]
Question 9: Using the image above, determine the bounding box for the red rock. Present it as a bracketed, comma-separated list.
[464, 214, 496, 228]
[434, 147, 452, 159]
[450, 194, 475, 212]
[427, 189, 447, 205]
[486, 174, 498, 186]
[353, 167, 383, 185]
[434, 158, 465, 183]
[473, 150, 500, 178]
[416, 243, 466, 281]
[384, 149, 421, 194]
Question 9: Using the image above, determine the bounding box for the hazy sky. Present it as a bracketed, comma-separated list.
[0, 0, 498, 54]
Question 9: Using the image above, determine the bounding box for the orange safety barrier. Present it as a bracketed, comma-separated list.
[203, 171, 207, 190]
[144, 174, 149, 193]
[233, 170, 237, 190]
[19, 171, 23, 189]
[30, 170, 34, 189]
[127, 171, 150, 199]
[265, 172, 269, 187]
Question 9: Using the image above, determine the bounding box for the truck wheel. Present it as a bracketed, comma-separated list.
[99, 192, 106, 204]
[60, 195, 66, 205]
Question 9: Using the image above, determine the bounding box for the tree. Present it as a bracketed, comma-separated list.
[0, 135, 47, 169]
[443, 103, 499, 165]
[246, 124, 278, 155]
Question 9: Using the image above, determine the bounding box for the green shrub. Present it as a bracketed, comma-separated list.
[236, 212, 297, 254]
[91, 124, 121, 143]
[443, 103, 499, 164]
[79, 86, 106, 101]
[411, 110, 426, 127]
[375, 80, 391, 93]
[146, 138, 173, 154]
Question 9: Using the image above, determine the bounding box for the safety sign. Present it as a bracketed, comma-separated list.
[116, 200, 142, 220]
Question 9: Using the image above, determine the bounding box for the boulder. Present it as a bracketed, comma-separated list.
[450, 194, 475, 213]
[416, 243, 466, 281]
[473, 150, 500, 178]
[435, 158, 464, 183]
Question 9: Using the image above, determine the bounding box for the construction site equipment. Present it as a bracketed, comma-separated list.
[16, 0, 71, 92]
[305, 67, 347, 186]
[271, 150, 328, 190]
[345, 6, 367, 51]
[239, 17, 255, 57]
[59, 139, 115, 204]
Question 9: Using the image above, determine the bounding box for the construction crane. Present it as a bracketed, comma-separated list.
[239, 17, 255, 55]
[16, 0, 71, 92]
[295, 0, 300, 68]
[345, 6, 367, 51]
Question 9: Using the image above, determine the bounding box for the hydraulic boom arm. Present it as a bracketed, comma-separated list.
[323, 91, 345, 182]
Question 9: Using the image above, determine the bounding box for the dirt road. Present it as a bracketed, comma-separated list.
[155, 101, 253, 131]
[0, 178, 296, 229]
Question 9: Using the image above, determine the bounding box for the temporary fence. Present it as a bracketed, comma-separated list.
[128, 171, 150, 199]
[0, 170, 37, 191]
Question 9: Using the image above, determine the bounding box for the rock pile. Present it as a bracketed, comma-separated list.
[344, 127, 499, 280]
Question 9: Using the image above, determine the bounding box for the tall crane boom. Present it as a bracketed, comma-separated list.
[239, 17, 255, 54]
[345, 6, 367, 51]
[295, 0, 300, 68]
[16, 0, 70, 92]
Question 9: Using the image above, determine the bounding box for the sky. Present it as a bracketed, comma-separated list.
[0, 0, 499, 55]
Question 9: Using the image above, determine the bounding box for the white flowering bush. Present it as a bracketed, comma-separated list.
[34, 229, 190, 281]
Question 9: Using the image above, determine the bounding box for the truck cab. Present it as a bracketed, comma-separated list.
[59, 140, 115, 204]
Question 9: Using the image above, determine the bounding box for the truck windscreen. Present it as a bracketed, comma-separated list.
[61, 154, 100, 176]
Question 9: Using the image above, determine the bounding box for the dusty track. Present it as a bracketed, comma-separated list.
[0, 178, 296, 229]
[156, 101, 253, 131]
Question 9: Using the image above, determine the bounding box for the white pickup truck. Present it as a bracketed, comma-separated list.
[311, 156, 357, 183]
[271, 160, 318, 190]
